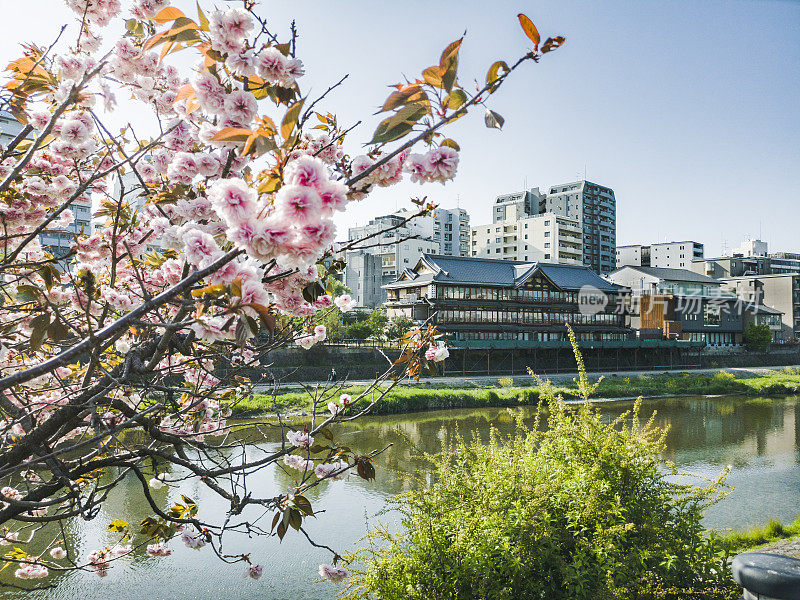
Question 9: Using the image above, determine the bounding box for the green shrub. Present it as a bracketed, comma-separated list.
[340, 334, 739, 600]
[743, 324, 773, 352]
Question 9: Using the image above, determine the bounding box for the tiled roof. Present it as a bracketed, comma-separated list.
[611, 265, 720, 284]
[384, 254, 625, 292]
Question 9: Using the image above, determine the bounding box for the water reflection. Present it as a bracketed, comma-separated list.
[5, 395, 799, 600]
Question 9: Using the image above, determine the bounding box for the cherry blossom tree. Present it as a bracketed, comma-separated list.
[0, 1, 563, 589]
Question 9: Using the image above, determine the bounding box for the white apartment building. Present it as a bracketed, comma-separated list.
[470, 212, 582, 264]
[616, 241, 704, 269]
[345, 207, 466, 307]
[434, 207, 470, 256]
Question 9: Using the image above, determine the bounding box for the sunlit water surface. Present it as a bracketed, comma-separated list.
[6, 395, 800, 600]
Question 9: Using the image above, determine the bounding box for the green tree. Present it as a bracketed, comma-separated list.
[346, 321, 372, 341]
[743, 323, 772, 352]
[366, 308, 389, 339]
[385, 315, 414, 341]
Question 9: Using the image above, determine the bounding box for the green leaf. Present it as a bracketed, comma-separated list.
[422, 66, 443, 88]
[438, 38, 463, 93]
[370, 104, 427, 145]
[288, 507, 302, 530]
[445, 89, 467, 110]
[281, 97, 306, 141]
[29, 313, 50, 352]
[16, 284, 40, 303]
[47, 318, 69, 343]
[196, 1, 210, 31]
[440, 138, 460, 151]
[485, 109, 505, 130]
[293, 495, 314, 516]
[486, 60, 510, 89]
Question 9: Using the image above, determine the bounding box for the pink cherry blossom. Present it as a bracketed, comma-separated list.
[319, 563, 349, 583]
[286, 430, 313, 447]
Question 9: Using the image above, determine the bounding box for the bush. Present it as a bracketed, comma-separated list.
[340, 337, 739, 600]
[346, 321, 372, 341]
[743, 324, 773, 352]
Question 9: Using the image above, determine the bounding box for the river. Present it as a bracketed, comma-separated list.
[6, 394, 800, 600]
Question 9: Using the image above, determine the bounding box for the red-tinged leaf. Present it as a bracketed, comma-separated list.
[517, 14, 540, 50]
[248, 303, 276, 333]
[153, 6, 185, 23]
[541, 36, 566, 53]
[439, 38, 463, 72]
[378, 85, 424, 113]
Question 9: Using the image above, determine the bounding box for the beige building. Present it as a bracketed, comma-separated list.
[470, 212, 582, 264]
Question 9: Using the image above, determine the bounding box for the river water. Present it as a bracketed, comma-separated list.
[6, 395, 800, 600]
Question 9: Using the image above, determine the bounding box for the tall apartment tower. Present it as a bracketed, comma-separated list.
[434, 207, 470, 256]
[540, 180, 616, 274]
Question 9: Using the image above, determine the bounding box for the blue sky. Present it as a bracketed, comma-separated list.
[3, 0, 798, 256]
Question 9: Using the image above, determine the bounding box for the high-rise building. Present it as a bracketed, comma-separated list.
[540, 180, 616, 274]
[469, 180, 615, 273]
[433, 207, 470, 256]
[344, 206, 468, 307]
[470, 212, 582, 264]
[616, 241, 704, 269]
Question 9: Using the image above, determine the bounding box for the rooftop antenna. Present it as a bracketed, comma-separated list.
[584, 163, 587, 181]
[721, 238, 729, 256]
[523, 176, 528, 191]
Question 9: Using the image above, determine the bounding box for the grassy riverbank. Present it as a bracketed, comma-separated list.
[233, 367, 800, 416]
[718, 515, 800, 553]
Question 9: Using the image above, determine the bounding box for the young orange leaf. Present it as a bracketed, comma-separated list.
[153, 6, 185, 23]
[211, 127, 255, 143]
[517, 14, 540, 50]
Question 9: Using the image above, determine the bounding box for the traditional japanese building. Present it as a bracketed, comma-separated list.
[384, 254, 632, 347]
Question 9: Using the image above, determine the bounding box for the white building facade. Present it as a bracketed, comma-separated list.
[616, 241, 704, 269]
[345, 207, 467, 307]
[470, 212, 582, 264]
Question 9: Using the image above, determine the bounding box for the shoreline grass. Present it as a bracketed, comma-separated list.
[232, 367, 800, 416]
[718, 515, 800, 553]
